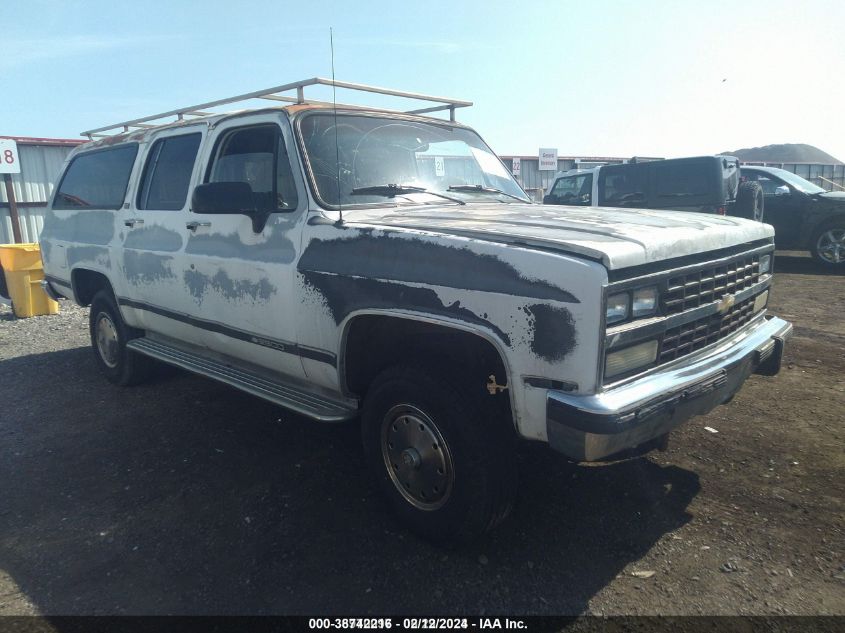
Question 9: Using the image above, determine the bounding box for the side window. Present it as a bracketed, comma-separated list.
[208, 124, 299, 213]
[745, 172, 780, 196]
[54, 145, 138, 210]
[138, 133, 202, 210]
[598, 164, 646, 207]
[653, 162, 710, 198]
[551, 174, 592, 205]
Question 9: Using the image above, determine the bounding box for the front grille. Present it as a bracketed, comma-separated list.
[659, 295, 757, 363]
[663, 254, 761, 315]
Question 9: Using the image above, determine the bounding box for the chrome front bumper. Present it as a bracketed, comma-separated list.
[547, 315, 793, 461]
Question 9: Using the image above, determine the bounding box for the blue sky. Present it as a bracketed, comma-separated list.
[4, 0, 844, 160]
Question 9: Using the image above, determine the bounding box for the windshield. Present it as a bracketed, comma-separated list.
[764, 167, 825, 194]
[298, 112, 530, 208]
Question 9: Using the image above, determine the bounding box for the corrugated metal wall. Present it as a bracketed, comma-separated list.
[1, 144, 75, 243]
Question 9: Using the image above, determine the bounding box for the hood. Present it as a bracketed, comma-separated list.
[343, 203, 774, 270]
[817, 191, 845, 202]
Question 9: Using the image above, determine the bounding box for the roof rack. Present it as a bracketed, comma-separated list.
[81, 77, 473, 139]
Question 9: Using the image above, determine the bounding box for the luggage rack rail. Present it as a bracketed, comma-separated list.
[81, 77, 473, 139]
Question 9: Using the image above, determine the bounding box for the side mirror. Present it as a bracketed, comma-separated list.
[191, 182, 268, 232]
[192, 182, 256, 214]
[774, 185, 791, 197]
[543, 194, 554, 205]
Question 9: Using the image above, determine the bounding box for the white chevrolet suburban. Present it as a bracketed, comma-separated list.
[40, 79, 792, 541]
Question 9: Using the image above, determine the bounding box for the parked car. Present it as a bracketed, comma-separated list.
[544, 155, 765, 221]
[740, 166, 845, 267]
[40, 79, 791, 541]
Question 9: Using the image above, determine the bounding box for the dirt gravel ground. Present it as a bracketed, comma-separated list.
[0, 251, 842, 616]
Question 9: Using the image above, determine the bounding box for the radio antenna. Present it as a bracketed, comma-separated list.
[330, 27, 343, 224]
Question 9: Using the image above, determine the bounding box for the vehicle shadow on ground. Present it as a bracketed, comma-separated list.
[774, 252, 843, 276]
[0, 347, 699, 616]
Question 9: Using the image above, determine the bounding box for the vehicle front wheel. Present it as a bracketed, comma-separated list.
[89, 290, 154, 386]
[362, 364, 517, 542]
[811, 223, 845, 267]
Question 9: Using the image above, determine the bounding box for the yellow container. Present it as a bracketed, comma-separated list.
[0, 243, 60, 318]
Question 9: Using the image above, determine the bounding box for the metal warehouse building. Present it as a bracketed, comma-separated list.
[1, 136, 83, 244]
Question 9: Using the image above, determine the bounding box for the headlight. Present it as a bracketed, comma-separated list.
[606, 293, 629, 324]
[759, 254, 772, 274]
[632, 286, 658, 318]
[605, 340, 659, 379]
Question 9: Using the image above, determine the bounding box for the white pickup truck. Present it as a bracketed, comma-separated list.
[40, 79, 792, 541]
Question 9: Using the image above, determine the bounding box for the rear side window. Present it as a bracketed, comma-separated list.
[743, 171, 780, 195]
[653, 161, 712, 198]
[598, 164, 647, 207]
[137, 133, 202, 210]
[54, 145, 138, 210]
[207, 124, 299, 212]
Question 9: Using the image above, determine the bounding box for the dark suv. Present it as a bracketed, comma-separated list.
[741, 166, 845, 267]
[544, 155, 764, 221]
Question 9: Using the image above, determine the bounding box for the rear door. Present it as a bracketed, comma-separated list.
[116, 127, 206, 346]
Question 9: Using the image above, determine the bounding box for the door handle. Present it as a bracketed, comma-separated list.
[186, 221, 212, 231]
[124, 218, 145, 227]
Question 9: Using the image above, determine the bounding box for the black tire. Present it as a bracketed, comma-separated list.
[810, 221, 845, 268]
[89, 289, 154, 386]
[734, 180, 765, 221]
[362, 364, 518, 542]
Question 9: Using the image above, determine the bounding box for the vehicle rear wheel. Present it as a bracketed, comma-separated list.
[361, 364, 517, 542]
[811, 222, 845, 267]
[735, 181, 765, 221]
[89, 290, 154, 386]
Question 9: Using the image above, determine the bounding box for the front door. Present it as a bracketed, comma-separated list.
[744, 170, 804, 247]
[181, 114, 309, 380]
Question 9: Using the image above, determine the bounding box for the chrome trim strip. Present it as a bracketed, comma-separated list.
[606, 243, 774, 292]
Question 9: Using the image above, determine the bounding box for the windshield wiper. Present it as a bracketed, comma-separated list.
[350, 184, 464, 205]
[447, 184, 528, 203]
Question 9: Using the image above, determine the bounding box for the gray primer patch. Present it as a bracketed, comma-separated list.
[123, 251, 175, 285]
[301, 272, 511, 347]
[39, 210, 115, 245]
[298, 232, 579, 304]
[124, 225, 183, 252]
[522, 304, 577, 362]
[67, 245, 111, 269]
[184, 269, 276, 304]
[185, 227, 296, 264]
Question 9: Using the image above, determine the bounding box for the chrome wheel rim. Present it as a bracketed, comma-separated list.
[95, 313, 120, 368]
[816, 228, 845, 264]
[381, 404, 454, 511]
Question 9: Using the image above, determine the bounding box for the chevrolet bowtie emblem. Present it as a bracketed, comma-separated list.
[717, 294, 736, 314]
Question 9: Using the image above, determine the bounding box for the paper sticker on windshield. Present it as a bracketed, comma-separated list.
[470, 147, 510, 179]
